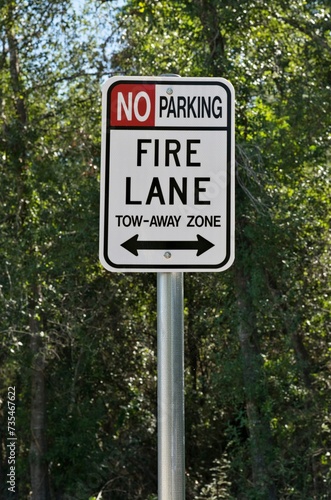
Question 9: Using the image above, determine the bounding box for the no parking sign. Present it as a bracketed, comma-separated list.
[99, 76, 235, 272]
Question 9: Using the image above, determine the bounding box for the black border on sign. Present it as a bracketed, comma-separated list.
[102, 78, 234, 271]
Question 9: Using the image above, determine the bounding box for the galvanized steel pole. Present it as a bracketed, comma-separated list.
[157, 272, 185, 499]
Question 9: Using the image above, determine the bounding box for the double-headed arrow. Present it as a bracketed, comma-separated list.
[121, 234, 214, 257]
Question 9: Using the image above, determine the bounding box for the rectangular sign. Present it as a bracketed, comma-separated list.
[99, 76, 235, 272]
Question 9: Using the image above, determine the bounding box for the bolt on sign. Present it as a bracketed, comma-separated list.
[99, 76, 235, 272]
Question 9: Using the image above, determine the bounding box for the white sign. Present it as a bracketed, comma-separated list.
[99, 76, 235, 272]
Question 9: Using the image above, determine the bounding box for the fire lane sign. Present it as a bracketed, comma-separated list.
[99, 76, 235, 272]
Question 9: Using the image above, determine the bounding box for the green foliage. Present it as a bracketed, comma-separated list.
[111, 0, 331, 498]
[197, 456, 232, 499]
[0, 0, 330, 498]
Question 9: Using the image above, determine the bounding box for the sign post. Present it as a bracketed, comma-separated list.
[100, 76, 235, 499]
[157, 272, 185, 499]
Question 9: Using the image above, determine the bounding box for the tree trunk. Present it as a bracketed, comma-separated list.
[29, 287, 50, 500]
[5, 8, 50, 498]
[195, 0, 226, 76]
[235, 268, 277, 499]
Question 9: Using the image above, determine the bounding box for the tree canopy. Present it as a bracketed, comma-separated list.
[0, 0, 330, 499]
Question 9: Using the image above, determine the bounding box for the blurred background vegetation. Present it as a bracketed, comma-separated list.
[0, 0, 330, 498]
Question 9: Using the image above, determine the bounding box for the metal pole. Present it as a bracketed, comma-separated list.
[157, 272, 185, 500]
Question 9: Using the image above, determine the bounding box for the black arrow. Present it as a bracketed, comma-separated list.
[121, 234, 214, 257]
